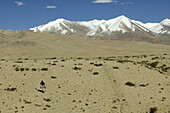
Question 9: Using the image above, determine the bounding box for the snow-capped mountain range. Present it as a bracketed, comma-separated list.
[30, 15, 170, 37]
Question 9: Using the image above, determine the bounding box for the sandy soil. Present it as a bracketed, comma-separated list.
[0, 54, 170, 113]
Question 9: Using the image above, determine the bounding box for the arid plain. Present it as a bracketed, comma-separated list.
[0, 30, 170, 113]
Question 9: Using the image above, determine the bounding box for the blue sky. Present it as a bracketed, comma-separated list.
[0, 0, 170, 30]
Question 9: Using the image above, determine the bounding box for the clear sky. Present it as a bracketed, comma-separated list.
[0, 0, 170, 30]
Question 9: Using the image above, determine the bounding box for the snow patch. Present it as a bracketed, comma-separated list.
[61, 30, 67, 35]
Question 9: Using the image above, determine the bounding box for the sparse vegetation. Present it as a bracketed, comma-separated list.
[113, 66, 119, 69]
[23, 100, 31, 104]
[51, 76, 56, 79]
[37, 89, 45, 93]
[73, 66, 81, 70]
[149, 107, 157, 113]
[117, 60, 132, 63]
[61, 59, 65, 62]
[125, 82, 135, 87]
[94, 63, 103, 66]
[15, 61, 23, 63]
[15, 67, 20, 71]
[93, 72, 99, 75]
[32, 68, 37, 71]
[149, 61, 159, 68]
[43, 98, 51, 102]
[45, 105, 51, 108]
[4, 87, 17, 91]
[140, 84, 149, 87]
[41, 68, 48, 71]
[0, 54, 170, 113]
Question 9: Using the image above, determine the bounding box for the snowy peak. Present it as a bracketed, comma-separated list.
[30, 16, 170, 36]
[30, 18, 73, 34]
[106, 15, 133, 33]
[113, 15, 129, 20]
[161, 19, 170, 26]
[115, 15, 130, 21]
[106, 15, 131, 27]
[49, 18, 67, 23]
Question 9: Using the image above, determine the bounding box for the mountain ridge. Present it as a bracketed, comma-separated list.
[30, 15, 170, 37]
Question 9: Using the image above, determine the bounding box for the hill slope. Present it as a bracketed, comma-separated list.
[0, 29, 170, 58]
